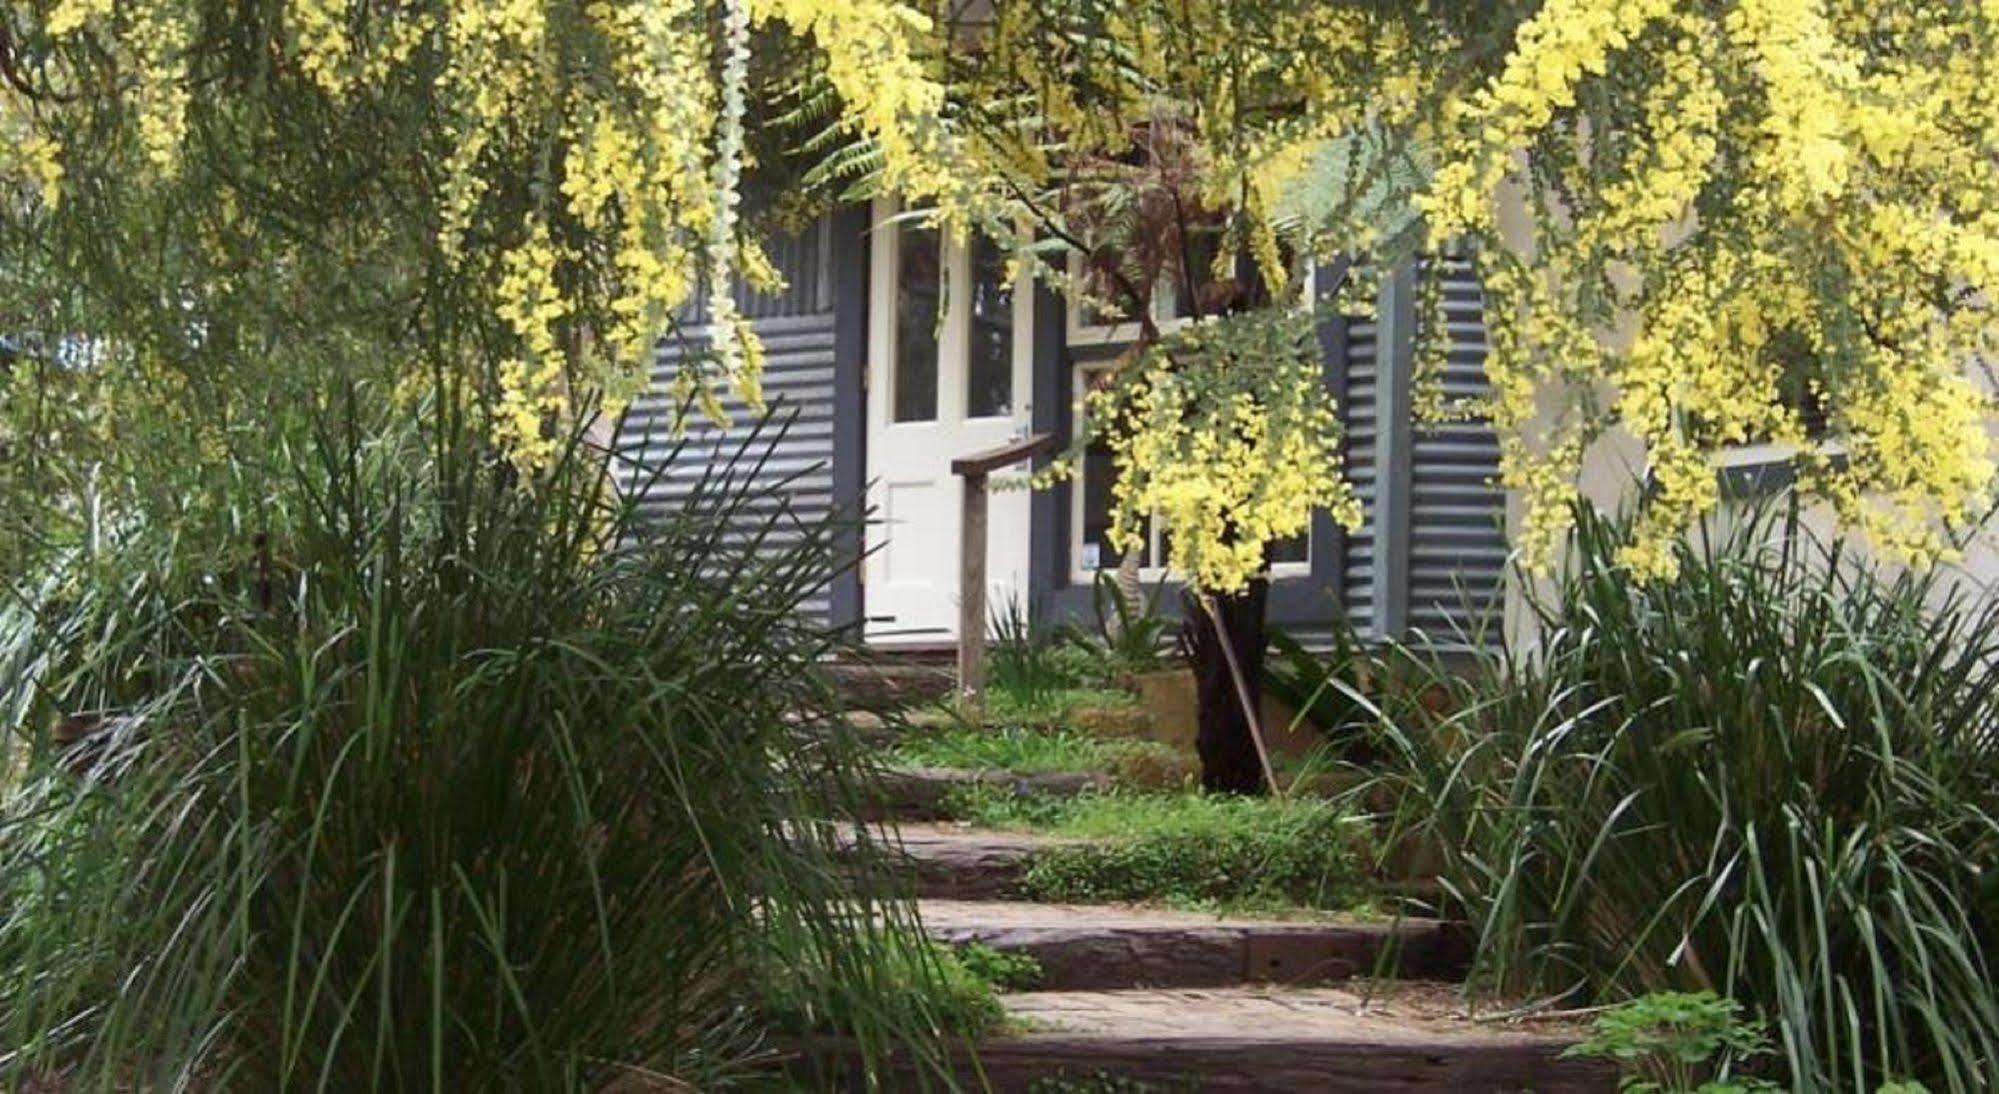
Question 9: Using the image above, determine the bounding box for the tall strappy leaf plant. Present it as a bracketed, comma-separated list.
[1367, 499, 1999, 1091]
[0, 397, 963, 1091]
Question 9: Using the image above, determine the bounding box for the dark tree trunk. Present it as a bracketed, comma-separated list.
[1182, 580, 1271, 795]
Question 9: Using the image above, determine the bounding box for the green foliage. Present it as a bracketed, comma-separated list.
[889, 724, 1177, 779]
[950, 788, 1367, 912]
[989, 595, 1110, 699]
[768, 938, 1014, 1040]
[1562, 992, 1777, 1093]
[981, 685, 1140, 729]
[1370, 498, 1999, 1092]
[1261, 617, 1383, 761]
[0, 407, 960, 1090]
[951, 941, 1044, 992]
[1054, 572, 1171, 678]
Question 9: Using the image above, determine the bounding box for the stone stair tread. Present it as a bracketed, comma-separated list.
[919, 899, 1472, 989]
[921, 897, 1392, 931]
[965, 985, 1614, 1092]
[1001, 984, 1579, 1045]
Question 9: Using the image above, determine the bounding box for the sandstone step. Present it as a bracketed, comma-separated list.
[873, 823, 1083, 900]
[920, 899, 1471, 990]
[826, 660, 956, 707]
[811, 984, 1612, 1092]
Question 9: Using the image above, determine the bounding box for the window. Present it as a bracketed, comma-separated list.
[887, 221, 1019, 423]
[966, 237, 1014, 418]
[1070, 364, 1312, 581]
[893, 224, 941, 422]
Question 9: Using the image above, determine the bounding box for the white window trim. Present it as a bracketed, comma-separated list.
[1068, 361, 1312, 585]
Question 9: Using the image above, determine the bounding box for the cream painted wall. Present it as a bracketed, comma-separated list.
[1486, 180, 1999, 652]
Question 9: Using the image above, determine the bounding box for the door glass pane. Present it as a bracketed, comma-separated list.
[894, 225, 941, 422]
[967, 238, 1013, 418]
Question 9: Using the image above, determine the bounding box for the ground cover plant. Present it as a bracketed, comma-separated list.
[0, 406, 962, 1091]
[944, 786, 1368, 913]
[1366, 501, 1999, 1091]
[888, 724, 1180, 782]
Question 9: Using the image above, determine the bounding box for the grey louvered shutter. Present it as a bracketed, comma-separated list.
[1334, 288, 1381, 636]
[1404, 250, 1507, 642]
[1330, 254, 1506, 645]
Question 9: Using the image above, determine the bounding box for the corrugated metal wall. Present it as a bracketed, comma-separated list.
[612, 215, 843, 621]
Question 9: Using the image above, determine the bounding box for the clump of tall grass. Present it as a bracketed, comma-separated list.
[0, 401, 958, 1090]
[1369, 500, 1999, 1091]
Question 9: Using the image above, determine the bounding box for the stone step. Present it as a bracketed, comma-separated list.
[920, 899, 1471, 990]
[825, 659, 956, 707]
[872, 823, 1081, 900]
[810, 984, 1613, 1092]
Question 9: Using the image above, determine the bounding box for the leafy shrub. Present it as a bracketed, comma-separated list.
[1372, 500, 1999, 1091]
[952, 788, 1367, 911]
[952, 941, 1044, 992]
[1054, 572, 1171, 678]
[989, 595, 1106, 699]
[1562, 992, 1778, 1093]
[0, 408, 957, 1090]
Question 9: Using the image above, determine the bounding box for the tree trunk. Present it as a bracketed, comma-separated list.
[1182, 580, 1271, 795]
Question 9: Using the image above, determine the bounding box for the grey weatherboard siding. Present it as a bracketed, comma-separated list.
[618, 204, 1507, 646]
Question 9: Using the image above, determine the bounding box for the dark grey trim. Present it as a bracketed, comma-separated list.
[1313, 259, 1352, 613]
[1028, 279, 1069, 609]
[828, 203, 872, 630]
[1373, 263, 1417, 636]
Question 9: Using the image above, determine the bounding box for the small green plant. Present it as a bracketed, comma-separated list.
[952, 941, 1043, 991]
[1056, 572, 1171, 677]
[989, 595, 1101, 700]
[949, 788, 1367, 912]
[1562, 992, 1777, 1092]
[765, 939, 1014, 1038]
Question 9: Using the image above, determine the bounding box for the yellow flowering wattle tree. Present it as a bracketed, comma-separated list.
[4, 0, 1996, 788]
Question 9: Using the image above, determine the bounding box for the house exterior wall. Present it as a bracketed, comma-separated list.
[1028, 254, 1511, 649]
[623, 201, 1516, 650]
[613, 207, 870, 628]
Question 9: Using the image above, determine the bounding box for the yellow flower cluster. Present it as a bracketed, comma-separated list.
[1420, 0, 1999, 578]
[1081, 315, 1362, 594]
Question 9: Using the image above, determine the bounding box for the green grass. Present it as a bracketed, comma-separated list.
[946, 787, 1370, 913]
[888, 724, 1180, 778]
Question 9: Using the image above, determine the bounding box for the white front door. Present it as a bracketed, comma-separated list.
[864, 201, 1034, 644]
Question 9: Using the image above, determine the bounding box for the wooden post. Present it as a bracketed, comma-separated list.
[949, 433, 1055, 707]
[958, 471, 989, 704]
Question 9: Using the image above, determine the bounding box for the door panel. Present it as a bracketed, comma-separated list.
[865, 201, 1034, 644]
